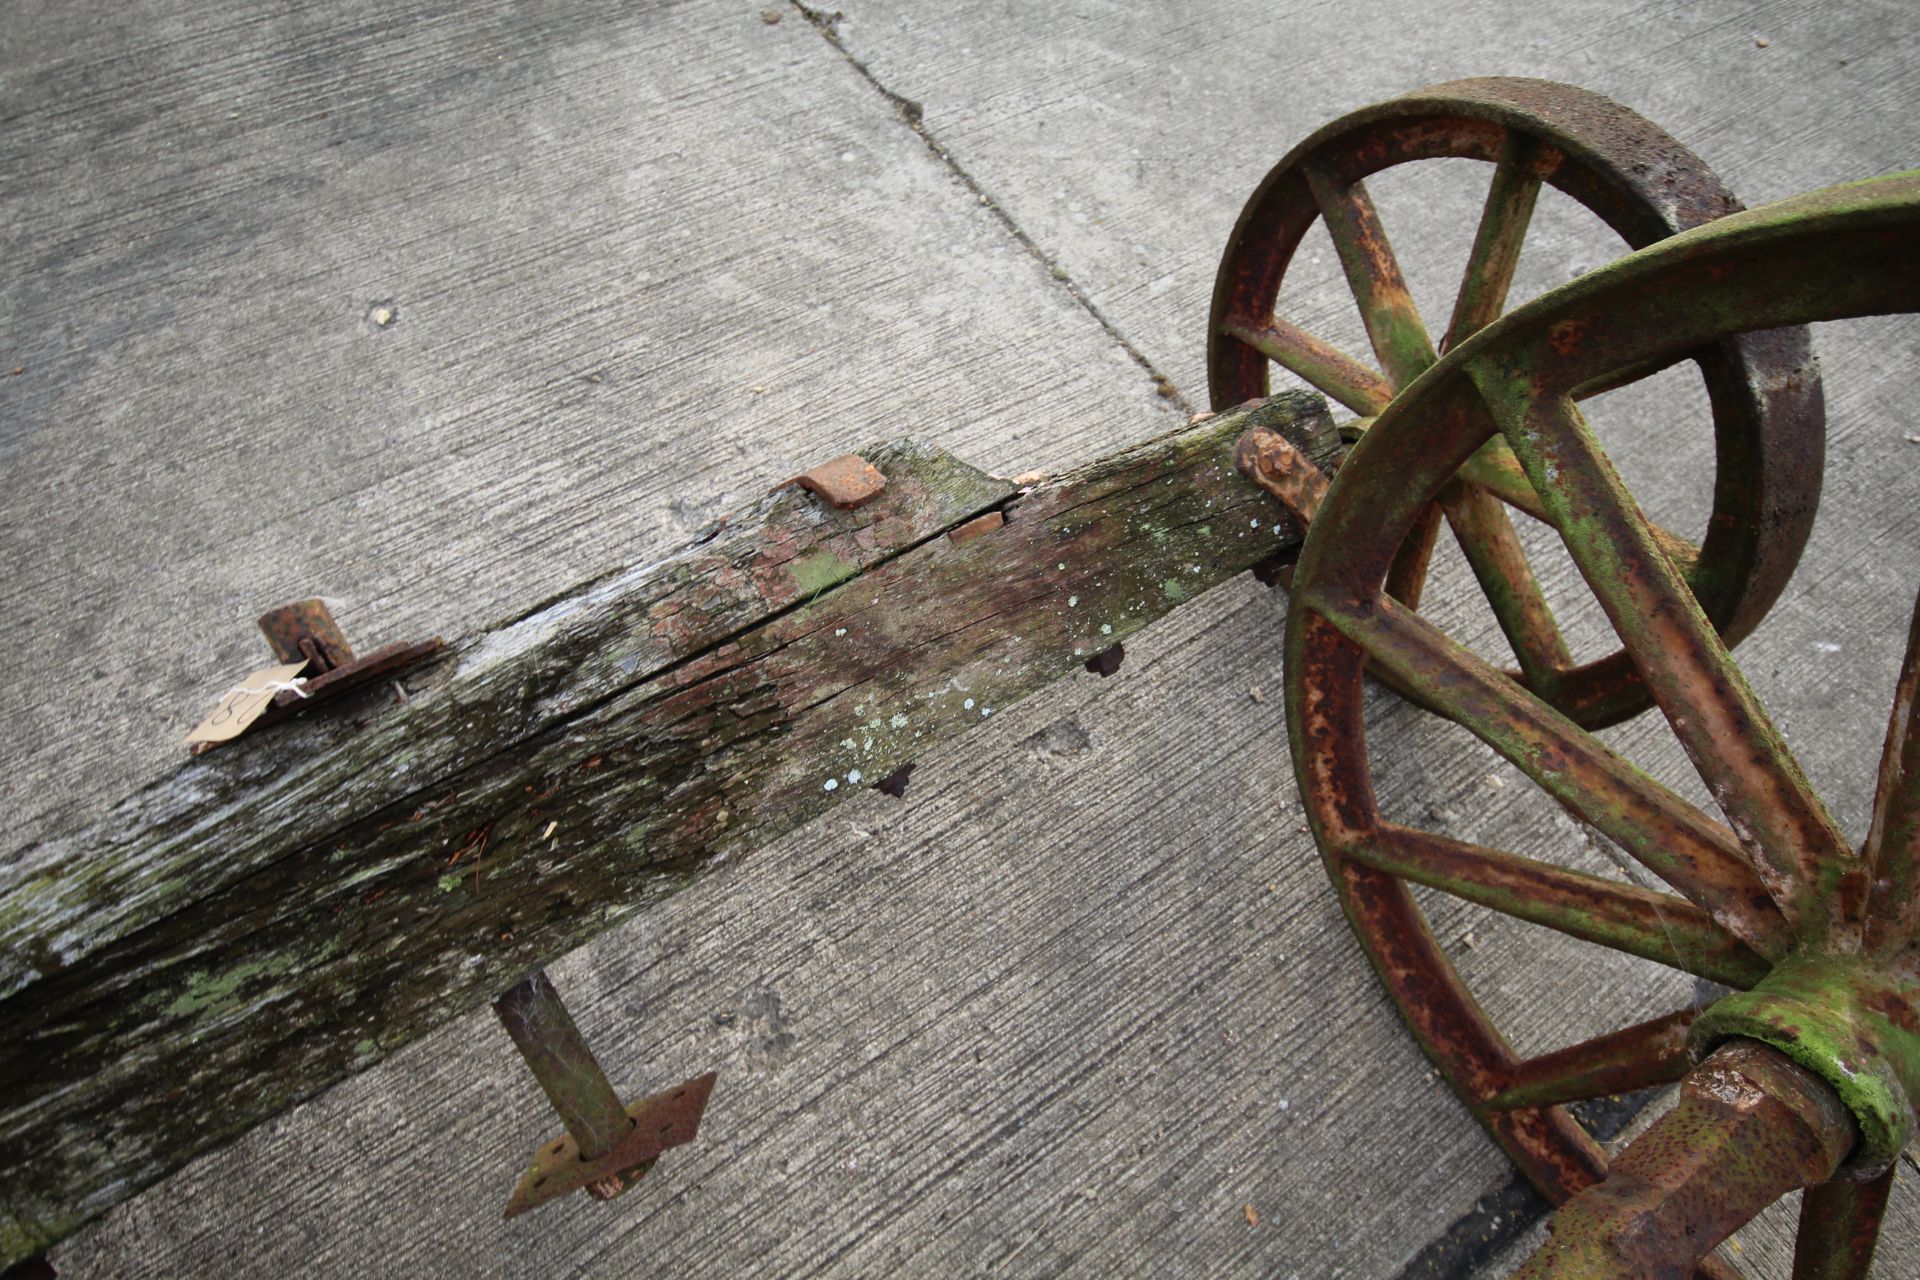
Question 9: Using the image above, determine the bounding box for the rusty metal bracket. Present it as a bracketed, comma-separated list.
[257, 598, 359, 672]
[191, 599, 442, 754]
[494, 970, 717, 1219]
[1235, 423, 1331, 526]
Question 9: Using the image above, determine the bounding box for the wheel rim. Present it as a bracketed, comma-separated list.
[1212, 77, 1825, 729]
[1285, 173, 1920, 1275]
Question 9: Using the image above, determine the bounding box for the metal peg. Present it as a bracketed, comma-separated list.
[494, 970, 717, 1219]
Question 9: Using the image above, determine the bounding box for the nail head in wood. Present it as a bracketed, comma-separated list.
[947, 511, 1006, 545]
[788, 454, 887, 509]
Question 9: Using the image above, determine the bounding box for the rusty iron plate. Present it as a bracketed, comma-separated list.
[504, 1070, 718, 1219]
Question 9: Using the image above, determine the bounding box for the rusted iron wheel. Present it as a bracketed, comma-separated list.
[1212, 77, 1824, 729]
[1285, 174, 1920, 1277]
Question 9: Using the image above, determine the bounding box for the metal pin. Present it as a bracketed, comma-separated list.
[495, 972, 635, 1164]
[494, 970, 717, 1219]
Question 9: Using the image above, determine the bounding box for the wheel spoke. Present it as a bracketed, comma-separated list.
[1485, 1007, 1699, 1110]
[1302, 162, 1438, 391]
[1472, 382, 1864, 947]
[1647, 523, 1705, 583]
[1442, 134, 1544, 353]
[1451, 437, 1705, 580]
[1792, 1165, 1894, 1280]
[1867, 591, 1920, 955]
[1455, 436, 1550, 521]
[1217, 313, 1391, 416]
[1440, 482, 1575, 694]
[1340, 825, 1769, 989]
[1384, 503, 1444, 608]
[1310, 592, 1789, 957]
[1297, 162, 1440, 606]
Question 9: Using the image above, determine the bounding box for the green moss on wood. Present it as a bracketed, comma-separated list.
[789, 549, 857, 597]
[0, 398, 1338, 1264]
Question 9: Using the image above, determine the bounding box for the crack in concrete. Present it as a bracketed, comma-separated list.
[1394, 1169, 1548, 1280]
[790, 1, 1194, 417]
[1394, 1084, 1678, 1278]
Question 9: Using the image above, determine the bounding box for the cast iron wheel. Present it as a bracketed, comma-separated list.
[1212, 77, 1825, 729]
[1285, 174, 1920, 1277]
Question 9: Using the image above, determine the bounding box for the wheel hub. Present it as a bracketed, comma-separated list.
[1692, 954, 1920, 1170]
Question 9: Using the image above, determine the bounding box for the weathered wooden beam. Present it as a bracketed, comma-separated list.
[0, 391, 1336, 1260]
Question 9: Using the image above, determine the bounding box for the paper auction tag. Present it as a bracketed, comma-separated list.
[184, 662, 310, 747]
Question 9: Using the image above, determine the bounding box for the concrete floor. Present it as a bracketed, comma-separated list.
[4, 0, 1918, 1275]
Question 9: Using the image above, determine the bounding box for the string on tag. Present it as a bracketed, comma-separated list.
[223, 677, 311, 700]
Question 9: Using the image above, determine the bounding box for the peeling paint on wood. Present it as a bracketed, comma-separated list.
[0, 392, 1334, 1261]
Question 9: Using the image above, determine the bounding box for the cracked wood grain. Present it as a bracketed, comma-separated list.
[0, 392, 1336, 1261]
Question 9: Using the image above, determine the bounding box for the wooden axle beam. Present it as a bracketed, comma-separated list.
[0, 392, 1337, 1260]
